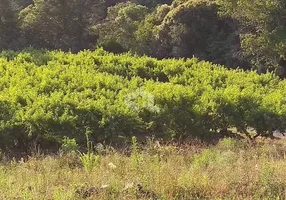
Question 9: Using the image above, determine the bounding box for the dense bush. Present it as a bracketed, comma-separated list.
[0, 49, 285, 150]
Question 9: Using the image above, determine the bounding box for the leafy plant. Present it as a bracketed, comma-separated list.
[131, 136, 143, 170]
[0, 48, 285, 152]
[79, 151, 100, 172]
[79, 130, 100, 172]
[60, 137, 79, 154]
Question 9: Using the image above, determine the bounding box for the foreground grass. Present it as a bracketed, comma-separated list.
[1, 138, 286, 199]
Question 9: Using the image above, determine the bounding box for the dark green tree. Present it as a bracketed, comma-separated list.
[95, 0, 243, 68]
[94, 2, 150, 53]
[153, 0, 239, 63]
[137, 0, 243, 67]
[19, 0, 105, 52]
[0, 0, 22, 50]
[217, 0, 286, 76]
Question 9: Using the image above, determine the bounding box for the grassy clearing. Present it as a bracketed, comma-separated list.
[1, 138, 286, 199]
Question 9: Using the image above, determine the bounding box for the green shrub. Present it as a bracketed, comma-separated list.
[60, 137, 79, 154]
[0, 49, 285, 151]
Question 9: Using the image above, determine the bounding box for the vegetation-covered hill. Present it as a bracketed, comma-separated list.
[2, 1, 286, 199]
[0, 49, 285, 151]
[2, 0, 286, 76]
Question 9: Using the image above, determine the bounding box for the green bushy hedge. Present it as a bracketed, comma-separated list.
[0, 49, 285, 150]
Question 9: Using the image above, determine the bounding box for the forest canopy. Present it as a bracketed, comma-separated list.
[1, 0, 286, 77]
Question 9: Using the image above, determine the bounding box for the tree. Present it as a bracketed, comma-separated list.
[94, 2, 150, 53]
[19, 0, 105, 52]
[217, 0, 286, 76]
[0, 0, 22, 50]
[95, 0, 244, 69]
[138, 0, 243, 67]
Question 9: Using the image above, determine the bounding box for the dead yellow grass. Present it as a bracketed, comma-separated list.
[0, 138, 286, 199]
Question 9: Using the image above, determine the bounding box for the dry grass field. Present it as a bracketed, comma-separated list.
[0, 137, 286, 199]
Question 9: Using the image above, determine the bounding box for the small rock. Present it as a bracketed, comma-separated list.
[108, 162, 117, 169]
[100, 184, 110, 189]
[123, 182, 135, 191]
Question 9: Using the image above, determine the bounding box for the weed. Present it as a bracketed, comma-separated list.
[79, 141, 100, 172]
[1, 139, 286, 199]
[78, 130, 101, 172]
[60, 137, 79, 155]
[130, 136, 143, 169]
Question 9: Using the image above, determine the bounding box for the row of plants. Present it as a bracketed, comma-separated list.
[0, 49, 285, 150]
